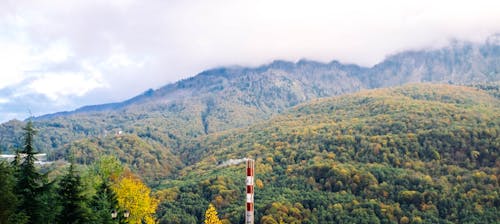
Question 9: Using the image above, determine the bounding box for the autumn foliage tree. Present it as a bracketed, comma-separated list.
[112, 171, 158, 224]
[204, 204, 222, 224]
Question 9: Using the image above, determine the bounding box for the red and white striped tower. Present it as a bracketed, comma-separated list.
[245, 159, 255, 224]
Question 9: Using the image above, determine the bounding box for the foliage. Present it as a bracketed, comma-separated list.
[61, 134, 182, 184]
[157, 84, 500, 223]
[57, 162, 91, 224]
[13, 120, 51, 224]
[0, 84, 499, 223]
[471, 82, 500, 99]
[0, 161, 17, 223]
[89, 181, 121, 224]
[112, 171, 158, 224]
[204, 203, 223, 224]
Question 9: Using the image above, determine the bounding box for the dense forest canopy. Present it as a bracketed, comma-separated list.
[1, 83, 499, 223]
[151, 84, 499, 223]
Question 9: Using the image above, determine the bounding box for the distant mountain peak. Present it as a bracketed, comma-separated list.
[30, 38, 499, 122]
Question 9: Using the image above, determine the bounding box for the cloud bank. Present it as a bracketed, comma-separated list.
[1, 0, 500, 121]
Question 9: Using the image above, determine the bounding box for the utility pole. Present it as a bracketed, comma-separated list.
[245, 159, 254, 224]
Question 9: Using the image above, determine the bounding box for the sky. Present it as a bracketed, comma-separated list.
[1, 0, 500, 122]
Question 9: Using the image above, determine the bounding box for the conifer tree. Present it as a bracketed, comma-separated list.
[0, 161, 18, 223]
[204, 204, 223, 224]
[14, 120, 44, 223]
[57, 161, 91, 224]
[11, 149, 21, 169]
[90, 181, 121, 224]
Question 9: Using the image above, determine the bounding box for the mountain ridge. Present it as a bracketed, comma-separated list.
[33, 38, 499, 121]
[1, 38, 499, 163]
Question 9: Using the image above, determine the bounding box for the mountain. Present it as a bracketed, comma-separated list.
[33, 38, 500, 130]
[0, 28, 498, 223]
[363, 39, 500, 87]
[43, 36, 500, 116]
[156, 84, 500, 223]
[0, 38, 499, 183]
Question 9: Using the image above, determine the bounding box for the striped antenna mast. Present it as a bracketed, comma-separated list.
[246, 159, 255, 224]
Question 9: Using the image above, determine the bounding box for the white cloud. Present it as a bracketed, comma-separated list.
[0, 37, 31, 89]
[36, 41, 71, 64]
[104, 47, 145, 69]
[26, 72, 104, 101]
[0, 0, 500, 122]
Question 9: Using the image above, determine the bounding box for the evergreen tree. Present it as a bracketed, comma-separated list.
[14, 120, 44, 223]
[37, 181, 59, 224]
[0, 161, 18, 223]
[10, 149, 21, 169]
[90, 181, 121, 224]
[57, 162, 91, 224]
[204, 204, 222, 224]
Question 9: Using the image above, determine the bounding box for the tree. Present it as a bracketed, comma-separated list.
[94, 155, 124, 181]
[90, 181, 121, 224]
[14, 120, 45, 224]
[204, 204, 222, 224]
[112, 171, 158, 224]
[0, 161, 17, 223]
[57, 162, 91, 224]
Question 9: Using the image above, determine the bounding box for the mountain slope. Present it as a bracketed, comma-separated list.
[45, 37, 500, 117]
[364, 40, 500, 87]
[0, 39, 499, 192]
[1, 39, 499, 155]
[157, 84, 500, 223]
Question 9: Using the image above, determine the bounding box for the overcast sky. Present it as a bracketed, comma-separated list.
[1, 0, 500, 122]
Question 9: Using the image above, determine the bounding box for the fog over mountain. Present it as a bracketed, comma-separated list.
[2, 2, 500, 223]
[0, 38, 498, 157]
[1, 0, 500, 122]
[37, 37, 500, 122]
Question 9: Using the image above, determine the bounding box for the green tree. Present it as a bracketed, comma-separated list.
[0, 161, 18, 223]
[14, 121, 45, 224]
[90, 181, 121, 224]
[57, 162, 91, 224]
[94, 155, 124, 180]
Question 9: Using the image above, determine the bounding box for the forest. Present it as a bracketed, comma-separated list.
[0, 84, 499, 223]
[0, 121, 160, 224]
[157, 84, 500, 223]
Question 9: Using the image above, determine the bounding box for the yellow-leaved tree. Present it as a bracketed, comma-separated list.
[113, 171, 158, 224]
[204, 203, 223, 224]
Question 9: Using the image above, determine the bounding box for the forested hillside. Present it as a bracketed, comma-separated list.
[0, 83, 498, 223]
[156, 84, 499, 223]
[0, 39, 499, 223]
[1, 39, 499, 161]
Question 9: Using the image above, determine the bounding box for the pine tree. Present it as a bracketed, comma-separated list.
[90, 181, 121, 224]
[14, 120, 44, 224]
[0, 161, 18, 223]
[204, 204, 223, 224]
[57, 162, 91, 224]
[11, 149, 21, 168]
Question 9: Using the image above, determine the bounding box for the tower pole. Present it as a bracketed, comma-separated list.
[245, 159, 254, 224]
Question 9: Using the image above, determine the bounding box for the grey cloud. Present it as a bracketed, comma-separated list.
[1, 0, 500, 122]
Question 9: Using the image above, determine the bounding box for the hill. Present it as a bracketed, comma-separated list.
[1, 39, 499, 153]
[0, 38, 499, 188]
[156, 84, 500, 223]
